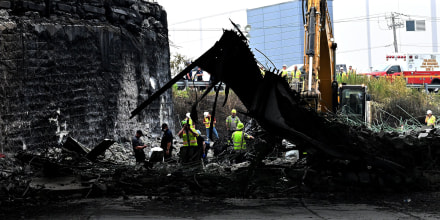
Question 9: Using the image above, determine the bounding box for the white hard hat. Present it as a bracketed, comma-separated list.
[186, 113, 191, 118]
[282, 64, 287, 67]
[340, 67, 343, 69]
[427, 110, 433, 115]
[204, 112, 209, 117]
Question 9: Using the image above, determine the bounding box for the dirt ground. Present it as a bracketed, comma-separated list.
[2, 193, 440, 219]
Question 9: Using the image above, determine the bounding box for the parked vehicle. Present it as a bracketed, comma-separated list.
[359, 53, 440, 85]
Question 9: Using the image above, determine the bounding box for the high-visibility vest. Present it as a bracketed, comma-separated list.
[348, 69, 356, 75]
[182, 129, 198, 147]
[226, 115, 240, 130]
[341, 71, 347, 79]
[281, 70, 288, 79]
[204, 116, 215, 128]
[427, 116, 436, 126]
[232, 131, 248, 150]
[187, 118, 195, 129]
[294, 70, 301, 79]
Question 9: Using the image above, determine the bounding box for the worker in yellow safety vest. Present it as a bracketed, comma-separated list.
[260, 66, 265, 77]
[293, 65, 301, 80]
[231, 122, 254, 150]
[184, 112, 195, 129]
[347, 65, 356, 76]
[280, 64, 288, 82]
[425, 110, 436, 127]
[340, 67, 347, 82]
[177, 120, 199, 163]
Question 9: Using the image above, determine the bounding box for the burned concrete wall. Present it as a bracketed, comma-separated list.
[0, 0, 174, 150]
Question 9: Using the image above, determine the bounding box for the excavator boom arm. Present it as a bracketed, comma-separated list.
[303, 0, 337, 112]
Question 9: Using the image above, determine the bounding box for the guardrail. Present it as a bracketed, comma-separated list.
[407, 83, 440, 91]
[175, 81, 225, 90]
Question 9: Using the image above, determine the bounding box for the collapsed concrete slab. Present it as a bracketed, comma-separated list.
[62, 137, 90, 156]
[86, 139, 115, 162]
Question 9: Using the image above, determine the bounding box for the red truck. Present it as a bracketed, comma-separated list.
[359, 53, 440, 86]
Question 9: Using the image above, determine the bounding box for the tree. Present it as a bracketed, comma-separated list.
[170, 53, 191, 77]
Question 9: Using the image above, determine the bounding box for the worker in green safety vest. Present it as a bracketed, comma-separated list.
[177, 120, 199, 164]
[231, 122, 254, 151]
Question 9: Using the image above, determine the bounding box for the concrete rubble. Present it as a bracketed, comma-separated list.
[0, 1, 440, 218]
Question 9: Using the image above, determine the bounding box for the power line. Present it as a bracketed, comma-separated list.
[338, 44, 392, 54]
[169, 8, 247, 26]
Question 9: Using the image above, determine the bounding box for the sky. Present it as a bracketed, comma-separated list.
[158, 0, 288, 59]
[157, 0, 438, 72]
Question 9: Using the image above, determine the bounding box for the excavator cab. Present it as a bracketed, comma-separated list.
[338, 85, 368, 122]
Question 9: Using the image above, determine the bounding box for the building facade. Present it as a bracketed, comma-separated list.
[247, 0, 333, 70]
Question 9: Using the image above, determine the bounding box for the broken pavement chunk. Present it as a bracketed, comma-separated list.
[86, 139, 116, 162]
[63, 137, 90, 156]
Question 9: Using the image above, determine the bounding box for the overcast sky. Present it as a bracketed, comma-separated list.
[158, 0, 288, 59]
[158, 0, 288, 26]
[157, 0, 437, 71]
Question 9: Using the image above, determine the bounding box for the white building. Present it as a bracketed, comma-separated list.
[333, 0, 439, 73]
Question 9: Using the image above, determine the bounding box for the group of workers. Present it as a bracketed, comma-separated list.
[132, 108, 254, 167]
[259, 64, 302, 83]
[337, 65, 356, 83]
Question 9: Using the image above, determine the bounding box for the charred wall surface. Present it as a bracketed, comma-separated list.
[0, 0, 173, 150]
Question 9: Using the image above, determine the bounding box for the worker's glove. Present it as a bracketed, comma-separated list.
[202, 153, 206, 158]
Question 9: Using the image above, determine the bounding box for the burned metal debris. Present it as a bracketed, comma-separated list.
[130, 25, 440, 189]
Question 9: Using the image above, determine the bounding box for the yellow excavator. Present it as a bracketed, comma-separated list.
[303, 0, 368, 122]
[302, 0, 337, 112]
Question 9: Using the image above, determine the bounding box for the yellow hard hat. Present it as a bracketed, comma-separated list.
[236, 122, 244, 130]
[231, 109, 237, 114]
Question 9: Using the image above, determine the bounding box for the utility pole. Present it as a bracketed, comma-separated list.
[387, 12, 404, 53]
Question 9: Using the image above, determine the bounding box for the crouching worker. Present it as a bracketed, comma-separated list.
[231, 123, 254, 163]
[177, 120, 199, 164]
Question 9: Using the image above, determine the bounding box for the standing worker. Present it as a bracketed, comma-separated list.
[132, 130, 148, 167]
[291, 65, 302, 91]
[280, 64, 289, 82]
[293, 65, 301, 81]
[260, 66, 265, 77]
[226, 109, 241, 137]
[185, 112, 195, 130]
[340, 67, 347, 82]
[196, 130, 206, 160]
[347, 65, 356, 75]
[177, 120, 199, 164]
[425, 110, 436, 127]
[160, 123, 173, 160]
[195, 67, 204, 81]
[203, 112, 219, 141]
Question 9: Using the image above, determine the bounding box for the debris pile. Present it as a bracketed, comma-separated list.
[130, 26, 440, 192]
